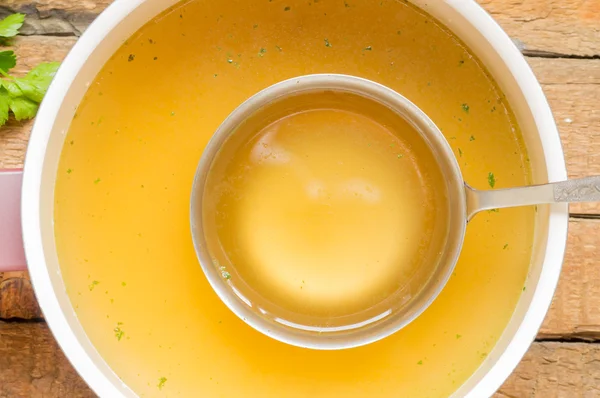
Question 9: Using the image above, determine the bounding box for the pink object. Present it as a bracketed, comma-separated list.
[0, 169, 26, 272]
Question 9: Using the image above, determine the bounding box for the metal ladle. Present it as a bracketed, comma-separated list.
[190, 74, 600, 350]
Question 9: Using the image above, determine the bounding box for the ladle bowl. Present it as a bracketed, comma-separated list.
[190, 74, 600, 350]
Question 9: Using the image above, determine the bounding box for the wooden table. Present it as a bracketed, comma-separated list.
[1, 0, 599, 396]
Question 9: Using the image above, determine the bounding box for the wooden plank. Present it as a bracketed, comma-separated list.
[1, 0, 112, 37]
[496, 341, 600, 398]
[540, 219, 600, 340]
[0, 321, 95, 397]
[478, 0, 600, 58]
[527, 57, 600, 215]
[0, 320, 598, 397]
[3, 0, 600, 57]
[0, 277, 42, 319]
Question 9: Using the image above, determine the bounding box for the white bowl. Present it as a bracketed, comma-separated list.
[20, 0, 568, 396]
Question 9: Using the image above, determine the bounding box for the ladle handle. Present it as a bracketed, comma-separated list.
[0, 169, 27, 272]
[466, 176, 600, 220]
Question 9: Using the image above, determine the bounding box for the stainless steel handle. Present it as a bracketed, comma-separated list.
[466, 176, 600, 220]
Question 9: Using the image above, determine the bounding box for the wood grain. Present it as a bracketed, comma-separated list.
[478, 0, 600, 58]
[1, 0, 112, 37]
[540, 219, 600, 340]
[496, 342, 600, 398]
[527, 58, 600, 214]
[0, 321, 95, 398]
[0, 278, 42, 319]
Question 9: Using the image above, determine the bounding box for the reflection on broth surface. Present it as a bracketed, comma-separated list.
[54, 0, 534, 396]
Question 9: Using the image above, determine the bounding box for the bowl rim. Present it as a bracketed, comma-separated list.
[20, 0, 568, 397]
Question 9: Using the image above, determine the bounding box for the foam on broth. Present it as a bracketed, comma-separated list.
[54, 0, 534, 396]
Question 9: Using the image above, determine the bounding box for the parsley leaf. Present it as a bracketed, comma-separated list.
[14, 62, 60, 102]
[0, 14, 59, 127]
[8, 95, 38, 120]
[0, 88, 9, 125]
[0, 62, 59, 123]
[0, 50, 16, 72]
[0, 14, 25, 38]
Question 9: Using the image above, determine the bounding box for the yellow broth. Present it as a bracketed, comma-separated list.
[54, 0, 534, 396]
[202, 90, 451, 321]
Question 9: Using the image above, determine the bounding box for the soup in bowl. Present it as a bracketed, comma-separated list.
[15, 0, 568, 397]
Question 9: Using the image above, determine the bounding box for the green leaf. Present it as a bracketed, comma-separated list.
[0, 79, 22, 97]
[0, 14, 25, 38]
[0, 50, 16, 73]
[0, 58, 59, 125]
[14, 62, 60, 102]
[0, 87, 9, 126]
[9, 96, 38, 120]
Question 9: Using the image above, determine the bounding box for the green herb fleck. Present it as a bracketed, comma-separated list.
[94, 178, 101, 184]
[488, 172, 496, 188]
[128, 54, 135, 62]
[258, 47, 267, 57]
[469, 135, 475, 141]
[397, 154, 403, 158]
[153, 57, 158, 61]
[284, 6, 291, 11]
[461, 103, 469, 113]
[491, 106, 496, 112]
[158, 377, 167, 390]
[458, 59, 464, 66]
[253, 24, 258, 29]
[364, 46, 372, 51]
[456, 334, 462, 339]
[114, 322, 124, 341]
[67, 168, 72, 174]
[121, 281, 127, 287]
[170, 111, 175, 116]
[458, 148, 463, 157]
[522, 286, 526, 291]
[324, 38, 332, 47]
[89, 280, 99, 291]
[417, 360, 423, 365]
[275, 45, 283, 52]
[220, 267, 231, 280]
[503, 243, 509, 250]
